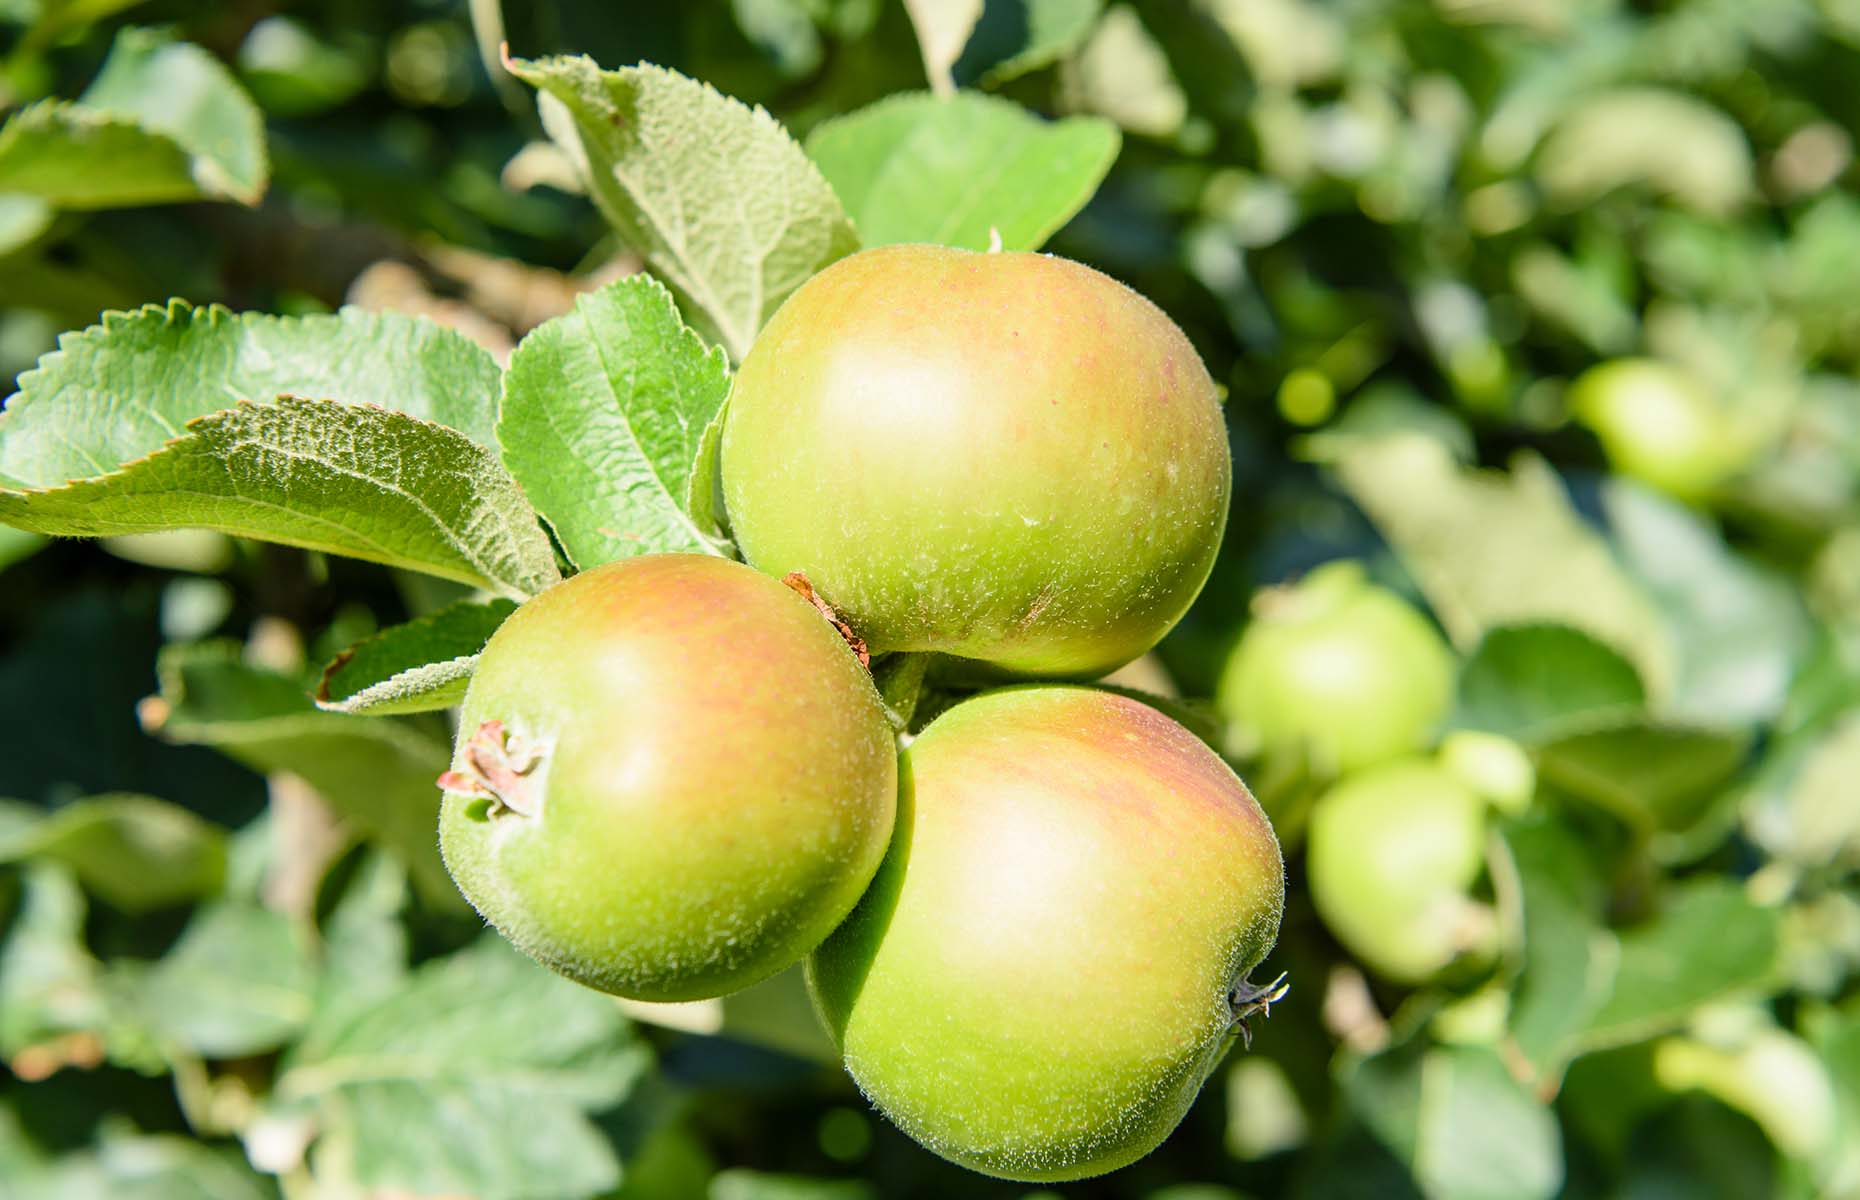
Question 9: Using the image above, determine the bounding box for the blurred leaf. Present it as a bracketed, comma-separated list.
[806, 91, 1119, 252]
[265, 936, 648, 1200]
[710, 1171, 876, 1200]
[1578, 881, 1780, 1053]
[0, 302, 506, 495]
[0, 864, 108, 1059]
[0, 794, 224, 911]
[0, 194, 54, 256]
[511, 55, 859, 360]
[126, 900, 314, 1058]
[1536, 717, 1750, 857]
[316, 598, 517, 716]
[1331, 436, 1677, 697]
[314, 850, 410, 1005]
[146, 641, 459, 908]
[1509, 244, 1638, 356]
[1061, 4, 1188, 139]
[1342, 1042, 1563, 1200]
[0, 396, 561, 601]
[953, 0, 1104, 87]
[617, 963, 839, 1065]
[5, 1129, 271, 1200]
[0, 523, 45, 572]
[0, 27, 266, 208]
[1600, 479, 1810, 726]
[237, 16, 370, 117]
[499, 274, 733, 569]
[1651, 1024, 1839, 1167]
[1745, 709, 1860, 873]
[1503, 816, 1614, 1084]
[1536, 88, 1752, 217]
[901, 0, 981, 96]
[1456, 624, 1647, 745]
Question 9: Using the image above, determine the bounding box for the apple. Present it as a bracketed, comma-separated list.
[1306, 759, 1494, 985]
[720, 244, 1231, 679]
[808, 686, 1285, 1181]
[439, 554, 897, 1002]
[1216, 561, 1455, 775]
[1568, 358, 1745, 503]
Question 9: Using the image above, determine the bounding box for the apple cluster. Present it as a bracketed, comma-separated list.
[437, 245, 1286, 1182]
[1216, 562, 1532, 985]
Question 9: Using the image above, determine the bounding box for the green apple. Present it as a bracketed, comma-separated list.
[808, 686, 1285, 1181]
[1306, 759, 1493, 984]
[1216, 561, 1455, 775]
[1568, 358, 1745, 502]
[439, 554, 897, 1002]
[720, 244, 1231, 679]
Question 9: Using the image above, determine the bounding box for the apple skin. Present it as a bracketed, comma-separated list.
[807, 687, 1285, 1182]
[439, 554, 897, 1002]
[1216, 561, 1455, 775]
[720, 244, 1231, 680]
[1306, 759, 1491, 984]
[1568, 358, 1742, 502]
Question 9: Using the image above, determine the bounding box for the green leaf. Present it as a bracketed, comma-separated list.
[1600, 479, 1811, 726]
[806, 91, 1118, 253]
[953, 0, 1105, 87]
[126, 901, 315, 1057]
[1577, 880, 1781, 1053]
[1331, 435, 1677, 699]
[6, 1130, 272, 1200]
[0, 301, 506, 495]
[0, 794, 225, 912]
[1457, 624, 1647, 745]
[146, 640, 460, 908]
[688, 395, 730, 545]
[0, 396, 561, 601]
[510, 56, 859, 360]
[0, 27, 267, 208]
[498, 274, 733, 568]
[316, 598, 517, 716]
[1503, 816, 1615, 1083]
[265, 936, 648, 1200]
[1342, 1041, 1563, 1200]
[1536, 717, 1751, 856]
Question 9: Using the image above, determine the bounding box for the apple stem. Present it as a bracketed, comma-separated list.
[1229, 971, 1290, 1049]
[436, 719, 544, 818]
[782, 571, 871, 668]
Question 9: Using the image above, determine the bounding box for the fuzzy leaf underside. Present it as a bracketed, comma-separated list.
[0, 396, 560, 601]
[0, 301, 506, 498]
[317, 598, 518, 715]
[511, 55, 859, 360]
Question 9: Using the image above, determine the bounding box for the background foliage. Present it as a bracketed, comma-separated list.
[2, 1, 1859, 1198]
